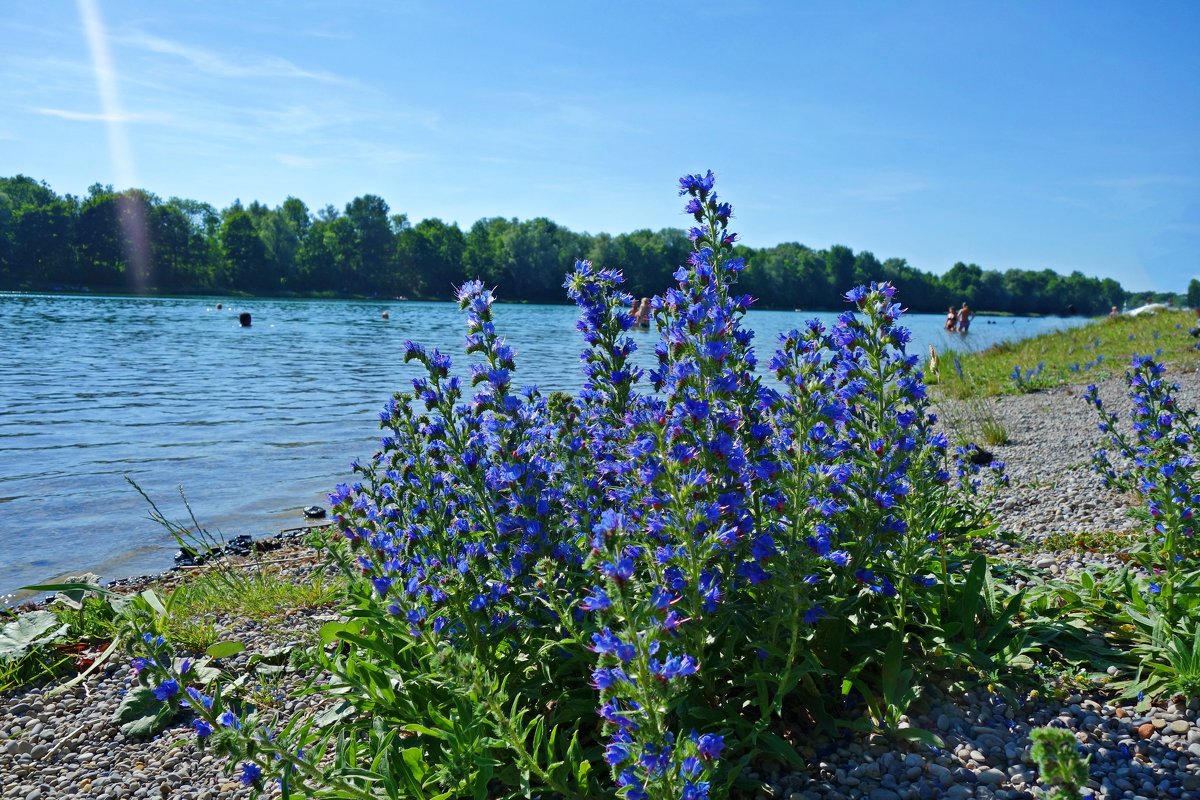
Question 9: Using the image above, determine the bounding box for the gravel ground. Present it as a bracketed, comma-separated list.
[4, 372, 1200, 800]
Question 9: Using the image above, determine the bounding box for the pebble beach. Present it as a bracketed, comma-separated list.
[4, 371, 1200, 800]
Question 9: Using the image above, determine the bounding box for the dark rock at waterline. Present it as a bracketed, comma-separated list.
[166, 526, 325, 569]
[303, 505, 326, 519]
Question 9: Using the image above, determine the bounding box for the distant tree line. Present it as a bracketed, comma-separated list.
[0, 174, 1141, 315]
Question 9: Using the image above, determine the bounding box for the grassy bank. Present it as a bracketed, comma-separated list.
[0, 542, 338, 694]
[932, 309, 1200, 397]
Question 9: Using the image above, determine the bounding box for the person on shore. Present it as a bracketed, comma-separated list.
[944, 305, 957, 332]
[956, 302, 974, 333]
[1109, 306, 1120, 318]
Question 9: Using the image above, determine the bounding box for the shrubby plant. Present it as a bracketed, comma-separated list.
[123, 173, 1014, 799]
[1085, 355, 1200, 626]
[1082, 355, 1200, 699]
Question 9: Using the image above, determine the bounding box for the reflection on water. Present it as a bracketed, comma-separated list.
[0, 292, 1085, 595]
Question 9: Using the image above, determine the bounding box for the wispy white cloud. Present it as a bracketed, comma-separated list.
[1090, 175, 1197, 190]
[275, 153, 330, 168]
[34, 106, 169, 123]
[298, 29, 354, 40]
[341, 141, 425, 166]
[274, 141, 424, 170]
[248, 104, 343, 135]
[118, 31, 344, 83]
[841, 174, 933, 203]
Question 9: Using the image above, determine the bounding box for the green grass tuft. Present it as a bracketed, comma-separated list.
[1021, 529, 1138, 554]
[166, 566, 340, 624]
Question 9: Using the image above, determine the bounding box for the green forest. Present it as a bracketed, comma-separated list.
[0, 174, 1148, 314]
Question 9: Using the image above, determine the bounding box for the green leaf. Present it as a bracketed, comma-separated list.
[319, 618, 355, 642]
[19, 579, 114, 597]
[138, 589, 168, 616]
[752, 731, 806, 769]
[400, 746, 427, 782]
[313, 699, 355, 728]
[206, 640, 246, 659]
[111, 685, 176, 736]
[0, 610, 70, 659]
[403, 723, 452, 740]
[894, 726, 945, 748]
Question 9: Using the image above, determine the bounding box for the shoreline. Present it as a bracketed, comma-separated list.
[5, 523, 330, 610]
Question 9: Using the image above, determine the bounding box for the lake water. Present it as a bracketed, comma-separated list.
[0, 292, 1085, 598]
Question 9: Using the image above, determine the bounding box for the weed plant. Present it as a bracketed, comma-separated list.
[117, 173, 1032, 800]
[1029, 726, 1089, 800]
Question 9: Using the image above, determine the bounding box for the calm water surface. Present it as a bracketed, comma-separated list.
[0, 292, 1085, 597]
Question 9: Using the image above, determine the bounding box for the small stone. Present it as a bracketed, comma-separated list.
[1138, 723, 1155, 739]
[1171, 720, 1191, 734]
[978, 768, 1006, 786]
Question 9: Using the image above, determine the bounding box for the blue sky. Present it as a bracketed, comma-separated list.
[1, 1, 1197, 291]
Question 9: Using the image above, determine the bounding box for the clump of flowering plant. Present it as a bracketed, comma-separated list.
[1086, 356, 1200, 625]
[120, 172, 1016, 800]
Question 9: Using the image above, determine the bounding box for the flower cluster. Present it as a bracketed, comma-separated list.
[1010, 362, 1046, 391]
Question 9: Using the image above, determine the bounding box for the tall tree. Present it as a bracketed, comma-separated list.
[220, 210, 272, 291]
[345, 194, 394, 294]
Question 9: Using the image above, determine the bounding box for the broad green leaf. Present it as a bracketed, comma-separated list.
[206, 640, 246, 659]
[111, 685, 175, 736]
[0, 610, 70, 659]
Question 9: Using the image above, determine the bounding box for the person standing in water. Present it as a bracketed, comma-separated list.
[635, 297, 651, 328]
[944, 305, 957, 332]
[956, 302, 974, 333]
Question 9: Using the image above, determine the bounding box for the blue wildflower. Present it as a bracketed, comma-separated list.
[239, 762, 262, 787]
[152, 679, 179, 701]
